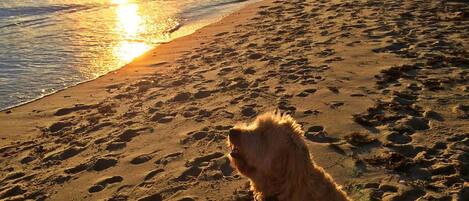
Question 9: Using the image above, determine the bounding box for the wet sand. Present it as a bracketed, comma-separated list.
[1, 0, 468, 200]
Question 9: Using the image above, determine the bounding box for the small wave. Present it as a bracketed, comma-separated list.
[166, 21, 182, 34]
[177, 0, 250, 22]
[0, 3, 100, 30]
[0, 17, 48, 29]
[0, 4, 96, 18]
[181, 0, 248, 14]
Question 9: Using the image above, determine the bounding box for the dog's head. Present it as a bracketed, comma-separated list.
[227, 112, 309, 180]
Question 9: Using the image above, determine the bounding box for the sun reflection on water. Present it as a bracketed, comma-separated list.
[112, 0, 129, 4]
[113, 0, 151, 64]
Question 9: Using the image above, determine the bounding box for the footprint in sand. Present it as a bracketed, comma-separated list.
[42, 145, 86, 162]
[278, 100, 296, 113]
[105, 83, 124, 93]
[0, 185, 27, 200]
[218, 66, 234, 76]
[88, 176, 123, 193]
[327, 86, 340, 94]
[392, 116, 430, 132]
[243, 67, 256, 75]
[211, 156, 234, 177]
[91, 157, 118, 171]
[181, 128, 227, 145]
[182, 107, 199, 118]
[344, 132, 378, 146]
[106, 141, 126, 151]
[194, 90, 212, 99]
[52, 174, 71, 184]
[171, 152, 227, 183]
[452, 104, 469, 119]
[378, 182, 425, 201]
[116, 127, 153, 142]
[48, 121, 74, 133]
[232, 188, 254, 201]
[229, 78, 251, 90]
[172, 92, 192, 102]
[20, 156, 36, 164]
[231, 95, 247, 105]
[86, 121, 113, 134]
[155, 152, 183, 166]
[305, 126, 340, 143]
[364, 150, 412, 172]
[130, 154, 153, 165]
[241, 106, 257, 117]
[175, 166, 202, 182]
[2, 171, 26, 183]
[422, 109, 443, 121]
[144, 168, 164, 181]
[137, 193, 162, 201]
[327, 101, 345, 109]
[175, 197, 197, 201]
[186, 152, 224, 167]
[181, 130, 208, 144]
[195, 109, 212, 122]
[65, 162, 90, 174]
[385, 132, 412, 145]
[296, 88, 317, 97]
[97, 104, 116, 115]
[275, 86, 286, 94]
[150, 112, 176, 123]
[317, 48, 335, 57]
[54, 104, 96, 116]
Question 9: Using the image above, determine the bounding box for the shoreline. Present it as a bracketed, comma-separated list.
[1, 0, 468, 200]
[0, 0, 259, 112]
[0, 0, 266, 145]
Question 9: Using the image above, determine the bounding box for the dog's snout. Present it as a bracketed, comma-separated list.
[229, 128, 241, 139]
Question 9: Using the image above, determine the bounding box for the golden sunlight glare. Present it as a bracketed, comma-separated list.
[112, 0, 128, 4]
[116, 3, 140, 38]
[113, 1, 151, 63]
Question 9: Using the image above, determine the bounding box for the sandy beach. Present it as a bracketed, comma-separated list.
[1, 0, 468, 200]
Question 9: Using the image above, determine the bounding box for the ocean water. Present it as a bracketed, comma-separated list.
[0, 0, 254, 110]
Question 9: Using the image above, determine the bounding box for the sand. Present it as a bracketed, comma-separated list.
[1, 0, 468, 200]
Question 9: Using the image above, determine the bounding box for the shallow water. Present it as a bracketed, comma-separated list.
[0, 0, 253, 110]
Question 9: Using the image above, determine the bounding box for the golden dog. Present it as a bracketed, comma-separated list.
[228, 112, 352, 201]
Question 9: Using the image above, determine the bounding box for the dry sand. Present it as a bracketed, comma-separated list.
[1, 0, 468, 200]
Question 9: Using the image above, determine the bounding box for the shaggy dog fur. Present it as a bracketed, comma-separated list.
[227, 112, 352, 201]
